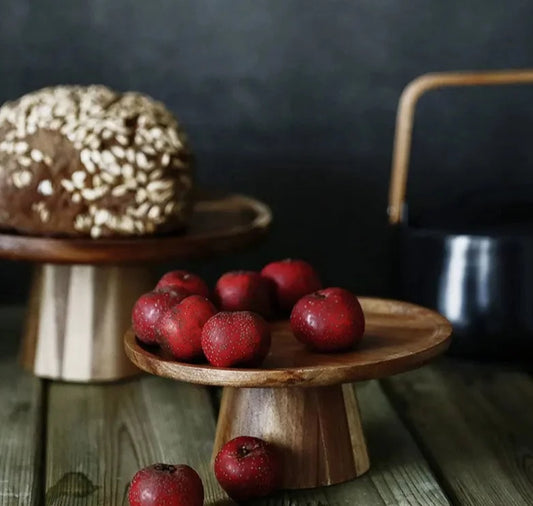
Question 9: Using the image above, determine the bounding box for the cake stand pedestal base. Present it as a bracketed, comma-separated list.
[0, 193, 271, 382]
[20, 263, 153, 382]
[125, 297, 452, 489]
[213, 384, 370, 489]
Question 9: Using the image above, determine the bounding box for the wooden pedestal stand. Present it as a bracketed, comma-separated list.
[124, 297, 452, 489]
[0, 194, 271, 382]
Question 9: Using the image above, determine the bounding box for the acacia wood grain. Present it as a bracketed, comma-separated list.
[213, 385, 370, 489]
[254, 381, 450, 505]
[0, 307, 44, 506]
[383, 361, 533, 506]
[0, 193, 271, 264]
[124, 297, 452, 388]
[21, 263, 152, 382]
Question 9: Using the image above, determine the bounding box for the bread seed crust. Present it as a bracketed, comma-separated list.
[0, 85, 194, 237]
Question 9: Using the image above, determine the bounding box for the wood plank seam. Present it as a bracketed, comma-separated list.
[379, 377, 460, 505]
[380, 365, 533, 506]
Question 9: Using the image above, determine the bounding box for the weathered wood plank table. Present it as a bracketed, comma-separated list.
[0, 307, 531, 505]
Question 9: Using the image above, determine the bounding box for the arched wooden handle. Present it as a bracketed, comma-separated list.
[388, 69, 533, 224]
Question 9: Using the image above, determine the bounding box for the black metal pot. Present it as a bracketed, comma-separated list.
[388, 70, 533, 361]
[393, 225, 533, 360]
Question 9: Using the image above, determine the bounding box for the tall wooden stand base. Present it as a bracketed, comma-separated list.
[213, 384, 370, 489]
[20, 263, 154, 382]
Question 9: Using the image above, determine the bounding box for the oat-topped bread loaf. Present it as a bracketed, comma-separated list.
[0, 85, 193, 238]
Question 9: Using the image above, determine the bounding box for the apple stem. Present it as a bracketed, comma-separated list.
[237, 446, 250, 458]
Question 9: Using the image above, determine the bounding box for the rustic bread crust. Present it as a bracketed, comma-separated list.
[0, 85, 194, 238]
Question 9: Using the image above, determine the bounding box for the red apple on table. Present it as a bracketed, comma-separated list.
[128, 463, 203, 506]
[214, 270, 273, 317]
[290, 287, 365, 352]
[214, 436, 281, 502]
[201, 311, 271, 367]
[132, 289, 190, 345]
[261, 258, 322, 312]
[158, 295, 217, 361]
[155, 270, 210, 298]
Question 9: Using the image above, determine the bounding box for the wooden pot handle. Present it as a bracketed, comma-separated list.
[388, 69, 533, 224]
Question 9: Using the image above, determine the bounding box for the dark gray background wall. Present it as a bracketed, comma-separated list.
[1, 0, 533, 302]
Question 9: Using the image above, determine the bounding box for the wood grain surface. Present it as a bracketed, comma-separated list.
[212, 385, 370, 489]
[227, 381, 450, 506]
[256, 381, 451, 505]
[124, 297, 452, 388]
[0, 193, 271, 264]
[0, 308, 530, 505]
[43, 376, 453, 505]
[20, 263, 152, 381]
[0, 307, 44, 506]
[383, 361, 533, 506]
[45, 377, 228, 505]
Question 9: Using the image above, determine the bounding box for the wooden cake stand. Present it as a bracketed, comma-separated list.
[2, 193, 271, 382]
[124, 297, 452, 490]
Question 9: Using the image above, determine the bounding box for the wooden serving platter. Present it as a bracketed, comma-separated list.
[125, 297, 451, 387]
[0, 193, 271, 264]
[124, 297, 452, 489]
[14, 192, 271, 382]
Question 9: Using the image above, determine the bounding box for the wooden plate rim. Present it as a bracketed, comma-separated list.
[124, 297, 453, 388]
[0, 193, 271, 264]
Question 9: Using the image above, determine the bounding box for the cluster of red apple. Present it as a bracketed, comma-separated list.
[129, 260, 366, 504]
[129, 435, 280, 505]
[131, 259, 366, 366]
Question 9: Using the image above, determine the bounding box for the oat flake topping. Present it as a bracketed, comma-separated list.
[0, 85, 193, 238]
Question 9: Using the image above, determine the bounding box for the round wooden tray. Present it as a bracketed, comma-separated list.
[0, 193, 271, 264]
[124, 297, 452, 490]
[125, 297, 451, 387]
[17, 192, 271, 382]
